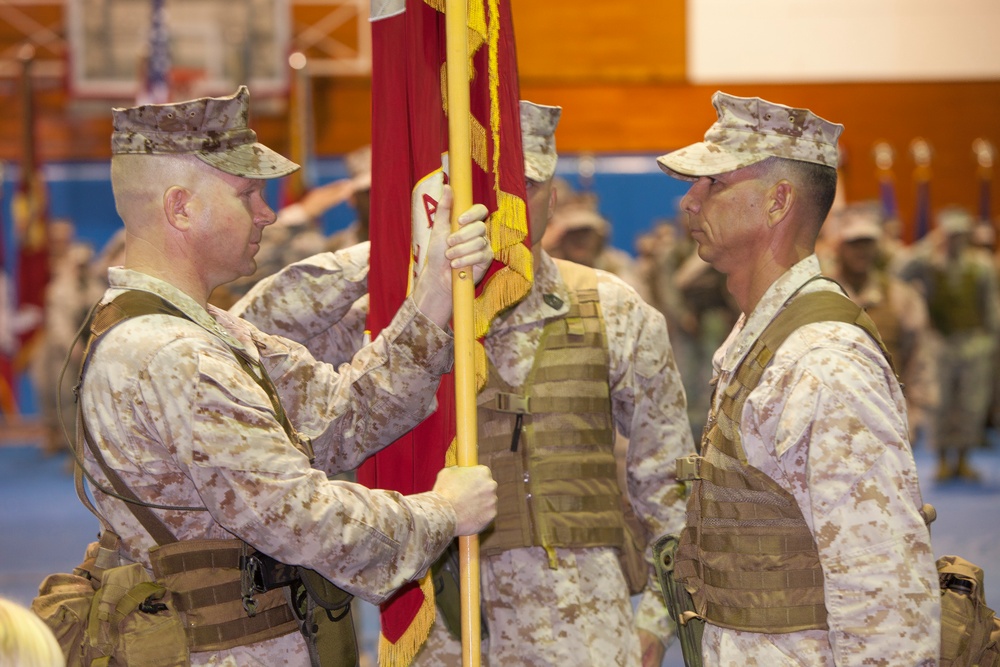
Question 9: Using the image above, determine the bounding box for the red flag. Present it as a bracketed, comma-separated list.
[362, 0, 530, 663]
[12, 48, 49, 379]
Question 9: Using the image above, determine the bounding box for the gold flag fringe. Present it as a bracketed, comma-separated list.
[377, 573, 437, 667]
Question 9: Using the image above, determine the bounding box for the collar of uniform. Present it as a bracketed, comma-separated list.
[717, 254, 824, 374]
[489, 251, 571, 331]
[106, 267, 250, 353]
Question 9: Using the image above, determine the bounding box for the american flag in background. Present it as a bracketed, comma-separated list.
[138, 0, 171, 104]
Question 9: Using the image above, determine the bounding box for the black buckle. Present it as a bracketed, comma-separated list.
[940, 572, 975, 596]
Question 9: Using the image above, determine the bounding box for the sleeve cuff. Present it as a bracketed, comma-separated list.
[379, 298, 454, 375]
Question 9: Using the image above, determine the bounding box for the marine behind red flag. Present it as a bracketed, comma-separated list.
[363, 0, 530, 663]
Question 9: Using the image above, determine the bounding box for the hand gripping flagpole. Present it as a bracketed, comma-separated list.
[444, 1, 483, 665]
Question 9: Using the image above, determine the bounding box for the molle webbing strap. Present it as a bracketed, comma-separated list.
[187, 603, 297, 650]
[700, 601, 827, 633]
[699, 564, 825, 590]
[716, 290, 892, 462]
[532, 363, 608, 384]
[518, 396, 610, 414]
[542, 526, 625, 547]
[531, 459, 618, 482]
[477, 260, 623, 558]
[528, 427, 614, 449]
[171, 580, 243, 612]
[148, 539, 299, 652]
[151, 545, 242, 575]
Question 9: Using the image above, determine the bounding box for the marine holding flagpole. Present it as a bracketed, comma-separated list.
[33, 84, 499, 666]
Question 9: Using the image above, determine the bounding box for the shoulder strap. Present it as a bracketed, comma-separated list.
[97, 292, 308, 457]
[715, 289, 894, 462]
[75, 291, 208, 546]
[553, 258, 599, 296]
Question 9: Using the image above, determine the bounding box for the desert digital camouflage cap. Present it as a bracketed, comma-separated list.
[835, 205, 883, 243]
[937, 206, 974, 236]
[521, 100, 562, 182]
[657, 91, 844, 181]
[551, 202, 610, 238]
[111, 86, 299, 179]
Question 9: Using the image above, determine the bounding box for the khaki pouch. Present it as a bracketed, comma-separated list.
[89, 561, 189, 666]
[33, 569, 98, 667]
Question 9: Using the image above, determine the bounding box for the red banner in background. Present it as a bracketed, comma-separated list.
[12, 48, 49, 380]
[363, 0, 530, 663]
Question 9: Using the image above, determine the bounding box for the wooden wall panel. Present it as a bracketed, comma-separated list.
[510, 0, 685, 83]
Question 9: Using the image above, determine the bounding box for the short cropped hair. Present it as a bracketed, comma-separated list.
[753, 157, 838, 228]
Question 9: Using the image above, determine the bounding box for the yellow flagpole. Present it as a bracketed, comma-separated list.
[444, 0, 481, 665]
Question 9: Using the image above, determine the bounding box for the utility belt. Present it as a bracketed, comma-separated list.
[148, 537, 357, 663]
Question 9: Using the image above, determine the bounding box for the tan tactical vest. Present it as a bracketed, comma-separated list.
[82, 291, 355, 659]
[477, 259, 625, 562]
[928, 265, 985, 335]
[674, 289, 893, 633]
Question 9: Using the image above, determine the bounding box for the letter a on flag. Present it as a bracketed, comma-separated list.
[362, 0, 530, 663]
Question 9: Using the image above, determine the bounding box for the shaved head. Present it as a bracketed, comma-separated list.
[111, 153, 205, 228]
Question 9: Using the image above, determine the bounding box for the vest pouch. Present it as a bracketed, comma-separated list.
[939, 555, 1000, 667]
[89, 561, 189, 667]
[291, 568, 359, 667]
[32, 568, 99, 667]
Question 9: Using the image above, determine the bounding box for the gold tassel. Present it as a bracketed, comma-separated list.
[377, 574, 437, 667]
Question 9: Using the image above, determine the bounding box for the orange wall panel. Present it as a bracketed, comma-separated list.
[511, 0, 685, 83]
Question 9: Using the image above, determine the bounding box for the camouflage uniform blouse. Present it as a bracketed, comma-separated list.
[234, 249, 695, 664]
[701, 255, 939, 666]
[81, 267, 459, 666]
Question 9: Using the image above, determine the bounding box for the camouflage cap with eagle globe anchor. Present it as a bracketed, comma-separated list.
[111, 85, 300, 179]
[520, 100, 562, 183]
[658, 91, 844, 181]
